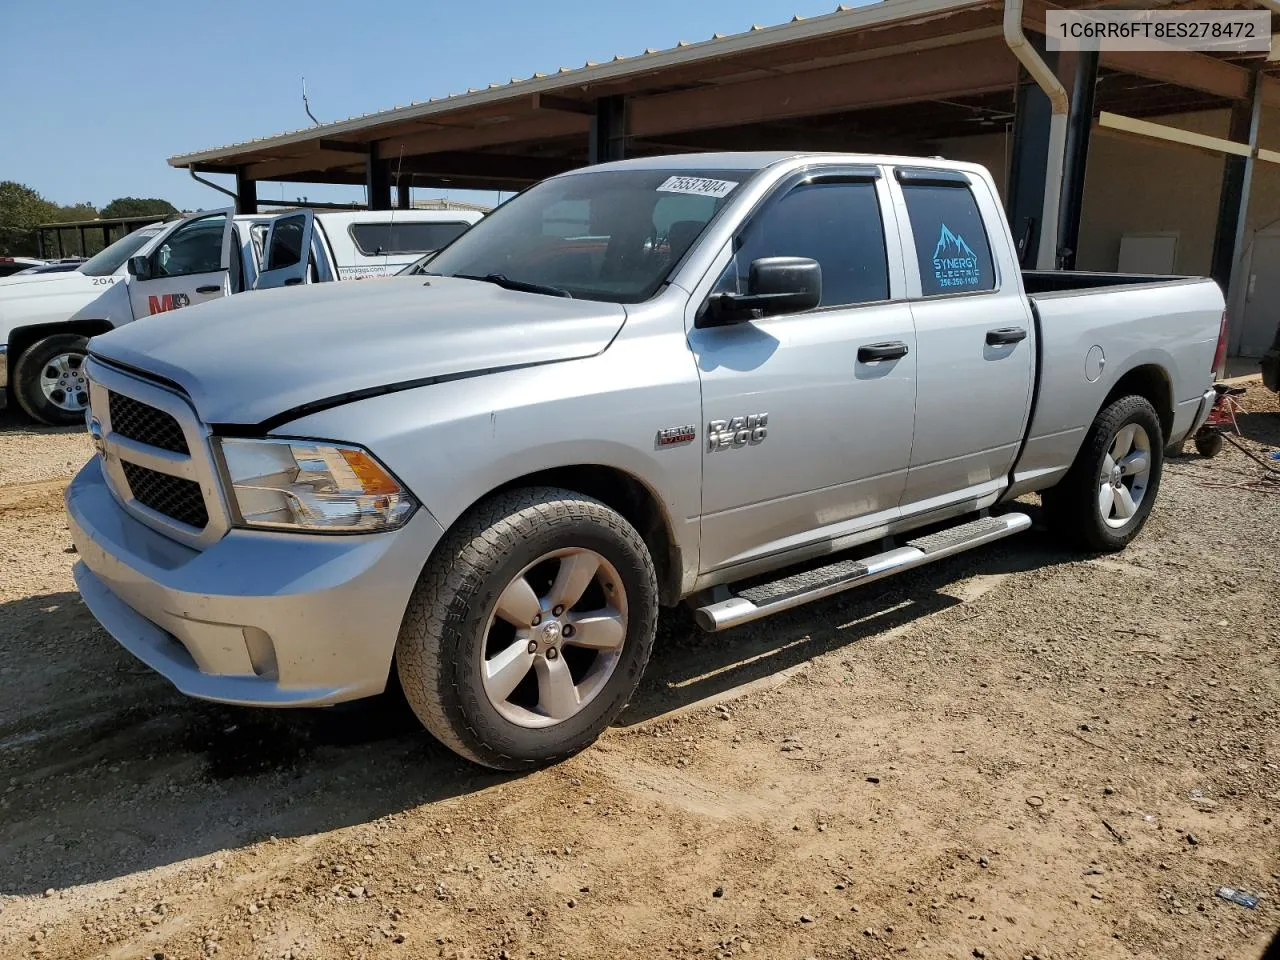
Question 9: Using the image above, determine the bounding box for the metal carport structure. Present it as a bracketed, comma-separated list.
[168, 0, 1280, 345]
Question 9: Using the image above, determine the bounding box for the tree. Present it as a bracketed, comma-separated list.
[0, 181, 57, 256]
[100, 197, 178, 220]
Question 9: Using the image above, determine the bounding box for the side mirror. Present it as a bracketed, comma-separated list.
[127, 255, 152, 281]
[703, 256, 822, 325]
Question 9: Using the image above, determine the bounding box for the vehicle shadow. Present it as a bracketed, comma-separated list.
[1236, 403, 1280, 448]
[0, 525, 1075, 896]
[620, 525, 1076, 725]
[0, 589, 511, 896]
[0, 405, 81, 436]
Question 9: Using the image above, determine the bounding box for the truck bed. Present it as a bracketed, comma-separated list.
[1021, 270, 1201, 295]
[1008, 273, 1223, 496]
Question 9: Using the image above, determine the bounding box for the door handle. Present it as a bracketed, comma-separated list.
[195, 285, 221, 294]
[284, 277, 303, 286]
[986, 326, 1027, 346]
[857, 341, 909, 363]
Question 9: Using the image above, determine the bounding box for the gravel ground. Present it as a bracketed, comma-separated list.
[0, 384, 1276, 960]
[0, 407, 93, 487]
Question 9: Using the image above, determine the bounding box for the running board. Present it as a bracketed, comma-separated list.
[693, 512, 1032, 632]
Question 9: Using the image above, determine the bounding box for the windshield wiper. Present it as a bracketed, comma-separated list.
[450, 272, 573, 298]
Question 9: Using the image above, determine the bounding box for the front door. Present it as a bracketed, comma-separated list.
[128, 210, 234, 319]
[254, 210, 315, 289]
[890, 169, 1035, 513]
[1240, 232, 1280, 358]
[690, 171, 917, 574]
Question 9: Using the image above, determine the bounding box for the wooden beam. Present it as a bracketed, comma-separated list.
[532, 93, 594, 115]
[1095, 111, 1253, 157]
[317, 139, 371, 154]
[628, 37, 1017, 137]
[248, 150, 368, 180]
[395, 151, 574, 181]
[1259, 147, 1280, 166]
[375, 110, 589, 159]
[1099, 49, 1251, 101]
[1263, 74, 1280, 109]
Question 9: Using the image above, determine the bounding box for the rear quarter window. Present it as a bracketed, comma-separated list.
[349, 221, 472, 256]
[901, 182, 996, 297]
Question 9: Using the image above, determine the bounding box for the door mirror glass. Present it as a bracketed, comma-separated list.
[704, 256, 822, 325]
[127, 255, 152, 281]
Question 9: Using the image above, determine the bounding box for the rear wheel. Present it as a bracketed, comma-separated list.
[14, 334, 91, 426]
[396, 487, 658, 770]
[1042, 395, 1164, 552]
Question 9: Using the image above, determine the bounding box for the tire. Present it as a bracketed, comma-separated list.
[14, 334, 91, 426]
[396, 487, 659, 770]
[1193, 428, 1224, 459]
[1042, 395, 1164, 552]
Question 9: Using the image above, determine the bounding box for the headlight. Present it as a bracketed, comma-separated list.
[217, 438, 416, 533]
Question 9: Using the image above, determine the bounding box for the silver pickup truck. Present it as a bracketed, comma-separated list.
[66, 152, 1225, 769]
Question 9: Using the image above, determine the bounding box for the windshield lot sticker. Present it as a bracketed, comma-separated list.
[932, 224, 980, 289]
[657, 176, 738, 198]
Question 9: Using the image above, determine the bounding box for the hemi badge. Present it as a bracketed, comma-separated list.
[656, 425, 696, 447]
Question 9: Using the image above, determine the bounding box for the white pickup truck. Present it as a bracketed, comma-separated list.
[68, 152, 1225, 770]
[0, 207, 482, 424]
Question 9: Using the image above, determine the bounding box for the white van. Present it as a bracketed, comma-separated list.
[0, 207, 483, 424]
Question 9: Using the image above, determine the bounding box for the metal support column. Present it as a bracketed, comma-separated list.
[234, 168, 258, 214]
[1004, 36, 1060, 268]
[1216, 70, 1263, 355]
[396, 181, 410, 210]
[366, 145, 391, 210]
[588, 96, 627, 164]
[1058, 50, 1098, 271]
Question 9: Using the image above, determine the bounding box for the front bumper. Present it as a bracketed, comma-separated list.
[66, 457, 443, 707]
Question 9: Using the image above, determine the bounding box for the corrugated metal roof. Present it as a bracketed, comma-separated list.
[168, 0, 988, 167]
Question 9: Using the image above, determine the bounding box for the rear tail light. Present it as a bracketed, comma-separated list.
[1212, 309, 1229, 379]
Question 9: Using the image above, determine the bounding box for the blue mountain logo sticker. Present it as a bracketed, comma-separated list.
[932, 224, 980, 289]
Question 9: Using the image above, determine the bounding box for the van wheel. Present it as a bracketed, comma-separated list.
[1042, 395, 1164, 552]
[14, 334, 91, 426]
[396, 487, 658, 770]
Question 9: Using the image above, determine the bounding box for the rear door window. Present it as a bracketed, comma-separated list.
[900, 181, 996, 297]
[349, 221, 471, 255]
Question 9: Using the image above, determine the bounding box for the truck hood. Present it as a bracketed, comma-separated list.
[0, 270, 86, 289]
[89, 276, 628, 425]
[0, 271, 117, 343]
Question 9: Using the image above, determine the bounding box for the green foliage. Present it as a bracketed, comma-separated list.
[100, 197, 179, 220]
[0, 186, 178, 258]
[0, 181, 57, 256]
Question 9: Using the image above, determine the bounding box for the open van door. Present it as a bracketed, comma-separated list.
[127, 209, 235, 318]
[254, 210, 315, 289]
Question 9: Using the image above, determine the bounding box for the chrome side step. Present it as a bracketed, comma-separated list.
[692, 512, 1031, 632]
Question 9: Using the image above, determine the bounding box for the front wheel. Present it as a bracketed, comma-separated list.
[1042, 395, 1164, 552]
[13, 333, 91, 426]
[396, 487, 659, 770]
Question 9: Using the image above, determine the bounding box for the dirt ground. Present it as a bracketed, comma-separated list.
[0, 385, 1276, 960]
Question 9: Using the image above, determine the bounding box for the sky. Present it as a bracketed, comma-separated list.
[0, 0, 863, 213]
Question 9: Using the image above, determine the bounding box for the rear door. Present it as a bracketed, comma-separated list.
[128, 210, 235, 318]
[254, 210, 315, 289]
[889, 167, 1035, 512]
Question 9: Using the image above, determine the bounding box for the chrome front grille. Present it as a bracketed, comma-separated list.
[86, 357, 228, 549]
[108, 391, 189, 454]
[120, 462, 209, 529]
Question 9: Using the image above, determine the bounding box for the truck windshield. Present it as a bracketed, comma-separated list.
[424, 169, 749, 302]
[79, 226, 164, 277]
